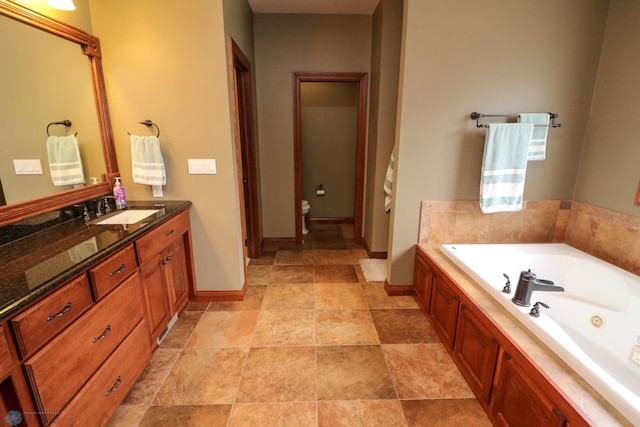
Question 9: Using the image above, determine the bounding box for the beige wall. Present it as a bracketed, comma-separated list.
[301, 82, 358, 218]
[574, 0, 640, 216]
[253, 14, 372, 238]
[389, 0, 610, 285]
[365, 0, 403, 254]
[90, 0, 251, 291]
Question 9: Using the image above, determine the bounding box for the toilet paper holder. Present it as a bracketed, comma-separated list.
[315, 184, 326, 196]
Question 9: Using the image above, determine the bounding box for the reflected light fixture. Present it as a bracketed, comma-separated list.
[47, 0, 76, 10]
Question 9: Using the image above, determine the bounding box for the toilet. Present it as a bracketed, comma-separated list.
[301, 199, 310, 234]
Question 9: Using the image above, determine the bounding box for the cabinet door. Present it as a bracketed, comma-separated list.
[413, 254, 434, 313]
[139, 253, 171, 345]
[491, 352, 566, 427]
[163, 238, 189, 316]
[453, 304, 500, 404]
[429, 274, 460, 349]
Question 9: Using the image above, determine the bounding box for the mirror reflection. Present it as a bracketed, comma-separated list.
[0, 13, 105, 206]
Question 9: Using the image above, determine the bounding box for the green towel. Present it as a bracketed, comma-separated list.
[131, 135, 166, 185]
[46, 135, 85, 186]
[480, 123, 533, 213]
[519, 113, 550, 161]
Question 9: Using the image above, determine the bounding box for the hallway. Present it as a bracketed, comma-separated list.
[108, 223, 491, 426]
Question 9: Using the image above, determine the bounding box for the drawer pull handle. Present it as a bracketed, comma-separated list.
[165, 229, 175, 237]
[161, 256, 172, 265]
[109, 263, 126, 276]
[93, 325, 111, 343]
[46, 302, 72, 322]
[104, 376, 122, 396]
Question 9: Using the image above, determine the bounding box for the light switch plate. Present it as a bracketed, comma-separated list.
[188, 159, 217, 174]
[13, 159, 43, 175]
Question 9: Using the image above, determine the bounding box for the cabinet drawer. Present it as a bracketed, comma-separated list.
[135, 210, 189, 263]
[50, 320, 151, 427]
[24, 272, 145, 422]
[11, 274, 93, 358]
[88, 244, 137, 300]
[0, 325, 14, 378]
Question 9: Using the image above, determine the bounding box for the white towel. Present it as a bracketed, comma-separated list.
[46, 134, 85, 186]
[518, 113, 550, 161]
[383, 149, 394, 213]
[131, 135, 166, 185]
[480, 123, 533, 213]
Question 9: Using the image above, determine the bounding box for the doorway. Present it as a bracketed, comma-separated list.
[293, 73, 368, 245]
[230, 39, 261, 259]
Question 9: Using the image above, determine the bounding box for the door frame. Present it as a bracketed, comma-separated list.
[293, 72, 368, 245]
[230, 38, 261, 259]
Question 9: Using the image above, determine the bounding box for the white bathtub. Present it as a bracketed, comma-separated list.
[440, 243, 640, 425]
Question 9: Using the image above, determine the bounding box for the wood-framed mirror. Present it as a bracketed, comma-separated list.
[0, 0, 118, 226]
[636, 180, 640, 205]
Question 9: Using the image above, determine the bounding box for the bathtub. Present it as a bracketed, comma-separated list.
[440, 243, 640, 425]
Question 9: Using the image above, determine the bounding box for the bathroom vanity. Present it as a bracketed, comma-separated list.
[413, 244, 633, 427]
[0, 201, 195, 426]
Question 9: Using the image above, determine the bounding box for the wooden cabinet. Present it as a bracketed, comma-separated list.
[413, 252, 433, 312]
[491, 352, 566, 427]
[88, 244, 137, 300]
[429, 273, 460, 349]
[137, 210, 192, 346]
[453, 304, 499, 404]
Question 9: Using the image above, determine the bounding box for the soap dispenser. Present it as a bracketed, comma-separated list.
[113, 177, 126, 209]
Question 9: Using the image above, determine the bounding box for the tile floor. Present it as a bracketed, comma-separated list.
[108, 223, 492, 426]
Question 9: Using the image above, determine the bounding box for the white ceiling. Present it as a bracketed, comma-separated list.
[247, 0, 380, 15]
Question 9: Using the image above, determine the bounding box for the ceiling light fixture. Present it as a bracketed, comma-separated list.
[47, 0, 76, 11]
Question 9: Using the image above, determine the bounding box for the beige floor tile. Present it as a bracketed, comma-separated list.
[184, 301, 210, 311]
[313, 249, 363, 265]
[383, 343, 474, 399]
[236, 347, 316, 402]
[229, 402, 317, 426]
[362, 282, 420, 309]
[247, 265, 272, 285]
[401, 399, 492, 426]
[261, 284, 314, 309]
[106, 405, 148, 427]
[153, 348, 248, 405]
[123, 348, 182, 405]
[371, 309, 440, 344]
[270, 265, 314, 283]
[140, 405, 231, 427]
[248, 251, 276, 265]
[314, 265, 359, 282]
[318, 400, 407, 427]
[186, 310, 259, 348]
[251, 308, 315, 346]
[274, 249, 315, 265]
[314, 283, 368, 309]
[317, 345, 396, 400]
[159, 311, 204, 348]
[208, 285, 266, 311]
[316, 309, 380, 345]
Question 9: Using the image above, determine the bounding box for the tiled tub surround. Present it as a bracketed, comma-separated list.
[419, 200, 640, 276]
[419, 245, 633, 426]
[0, 200, 191, 320]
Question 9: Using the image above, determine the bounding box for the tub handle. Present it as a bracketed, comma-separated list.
[502, 273, 511, 294]
[529, 301, 549, 317]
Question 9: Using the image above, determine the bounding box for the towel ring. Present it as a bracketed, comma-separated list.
[128, 120, 160, 137]
[46, 120, 72, 136]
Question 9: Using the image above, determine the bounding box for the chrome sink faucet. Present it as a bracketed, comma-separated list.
[512, 269, 564, 307]
[96, 196, 116, 217]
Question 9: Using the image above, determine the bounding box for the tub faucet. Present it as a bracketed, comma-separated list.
[512, 269, 564, 307]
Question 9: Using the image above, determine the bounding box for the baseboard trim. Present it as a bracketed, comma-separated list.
[191, 282, 247, 302]
[307, 217, 354, 224]
[362, 238, 387, 259]
[384, 280, 414, 296]
[262, 237, 297, 247]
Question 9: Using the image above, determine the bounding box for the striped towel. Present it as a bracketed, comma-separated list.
[46, 135, 85, 186]
[519, 113, 550, 161]
[480, 123, 533, 213]
[131, 135, 166, 185]
[383, 149, 394, 212]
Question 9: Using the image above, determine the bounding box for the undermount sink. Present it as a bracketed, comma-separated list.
[95, 209, 160, 225]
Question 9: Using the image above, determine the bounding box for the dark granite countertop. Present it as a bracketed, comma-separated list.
[0, 200, 191, 321]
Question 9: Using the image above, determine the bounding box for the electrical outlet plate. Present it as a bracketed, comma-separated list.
[13, 159, 43, 175]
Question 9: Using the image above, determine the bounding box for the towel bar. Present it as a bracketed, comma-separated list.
[46, 119, 72, 136]
[471, 112, 561, 128]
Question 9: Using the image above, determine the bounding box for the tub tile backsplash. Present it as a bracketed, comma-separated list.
[419, 200, 640, 276]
